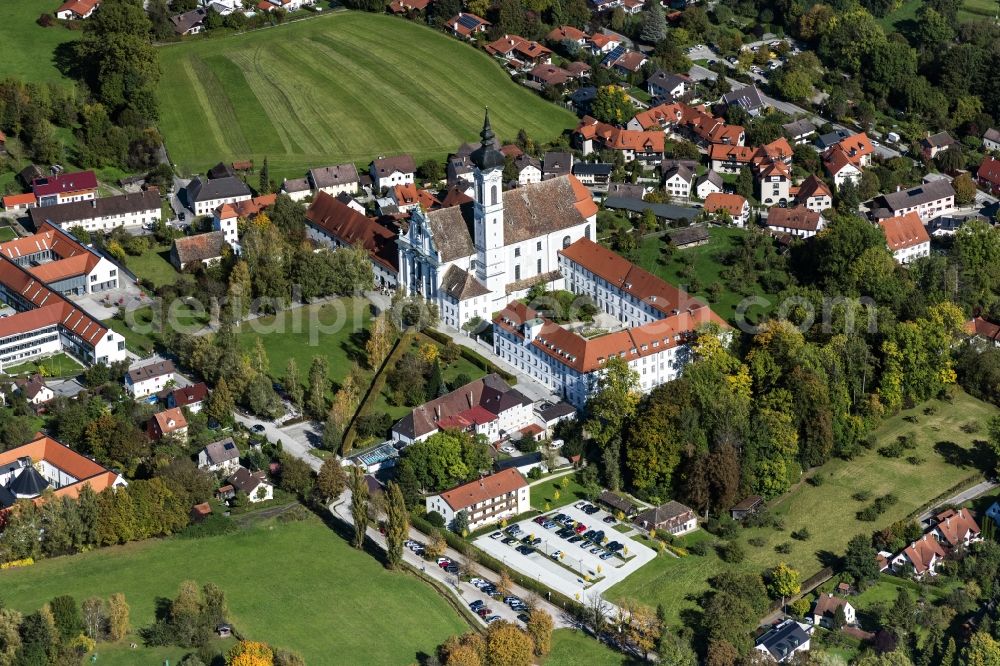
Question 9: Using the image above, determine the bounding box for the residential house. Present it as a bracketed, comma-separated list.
[605, 49, 648, 76]
[3, 193, 37, 213]
[627, 102, 684, 131]
[634, 500, 697, 535]
[530, 63, 573, 87]
[0, 436, 127, 510]
[229, 467, 273, 503]
[304, 192, 399, 288]
[485, 35, 552, 70]
[793, 175, 832, 213]
[125, 360, 176, 398]
[212, 204, 239, 251]
[424, 468, 530, 530]
[986, 501, 1000, 527]
[662, 164, 695, 199]
[446, 154, 475, 189]
[168, 382, 208, 413]
[28, 189, 160, 233]
[709, 144, 755, 174]
[447, 12, 489, 38]
[574, 118, 666, 164]
[646, 70, 689, 100]
[14, 374, 54, 406]
[55, 0, 99, 19]
[722, 85, 766, 117]
[921, 131, 956, 160]
[494, 452, 545, 476]
[730, 495, 764, 520]
[150, 408, 188, 441]
[370, 155, 416, 191]
[587, 32, 620, 55]
[308, 163, 360, 197]
[977, 156, 1000, 196]
[391, 374, 533, 445]
[753, 137, 794, 168]
[590, 0, 623, 10]
[197, 438, 241, 475]
[871, 179, 955, 223]
[815, 129, 851, 150]
[754, 620, 811, 663]
[186, 176, 251, 217]
[879, 212, 930, 264]
[813, 594, 857, 628]
[695, 170, 723, 199]
[893, 534, 947, 578]
[571, 162, 612, 186]
[280, 177, 312, 202]
[32, 171, 97, 207]
[622, 0, 644, 14]
[1, 223, 120, 295]
[783, 119, 817, 145]
[170, 7, 207, 35]
[536, 400, 576, 435]
[545, 25, 589, 46]
[565, 61, 591, 79]
[766, 206, 825, 238]
[607, 182, 646, 199]
[983, 128, 1000, 153]
[543, 152, 574, 180]
[967, 316, 1000, 347]
[392, 183, 439, 213]
[513, 154, 542, 186]
[757, 161, 791, 206]
[704, 193, 750, 227]
[388, 0, 429, 12]
[170, 231, 226, 270]
[931, 508, 981, 549]
[822, 133, 874, 189]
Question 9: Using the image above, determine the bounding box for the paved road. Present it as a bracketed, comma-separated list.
[918, 479, 998, 525]
[235, 411, 325, 471]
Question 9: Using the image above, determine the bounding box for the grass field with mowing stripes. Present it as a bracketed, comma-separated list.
[157, 12, 576, 180]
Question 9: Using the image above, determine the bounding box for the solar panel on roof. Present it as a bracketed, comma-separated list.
[602, 44, 626, 66]
[457, 14, 479, 29]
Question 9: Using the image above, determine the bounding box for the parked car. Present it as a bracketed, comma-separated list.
[568, 536, 583, 543]
[502, 537, 517, 545]
[470, 600, 485, 611]
[551, 550, 562, 560]
[485, 615, 501, 623]
[603, 516, 617, 525]
[251, 424, 265, 433]
[517, 613, 530, 623]
[600, 551, 615, 560]
[590, 547, 602, 555]
[477, 607, 492, 617]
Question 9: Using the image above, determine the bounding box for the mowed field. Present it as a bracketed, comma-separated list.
[157, 12, 576, 180]
[0, 0, 79, 84]
[609, 390, 999, 625]
[0, 515, 468, 663]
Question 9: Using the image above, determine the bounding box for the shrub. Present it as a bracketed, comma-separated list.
[718, 541, 746, 563]
[857, 506, 879, 522]
[706, 516, 739, 539]
[37, 13, 55, 26]
[775, 542, 792, 554]
[688, 540, 709, 556]
[808, 473, 825, 486]
[425, 511, 446, 528]
[527, 467, 543, 480]
[748, 536, 766, 547]
[961, 422, 980, 434]
[906, 455, 925, 466]
[852, 490, 872, 502]
[791, 528, 811, 541]
[878, 442, 904, 458]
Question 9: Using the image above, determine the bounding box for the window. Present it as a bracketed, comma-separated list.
[514, 265, 521, 280]
[537, 258, 542, 273]
[562, 235, 571, 248]
[536, 241, 542, 251]
[585, 225, 591, 239]
[514, 247, 520, 257]
[491, 185, 498, 206]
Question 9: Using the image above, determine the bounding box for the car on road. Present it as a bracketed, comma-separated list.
[251, 424, 265, 433]
[445, 564, 459, 574]
[489, 531, 503, 539]
[437, 557, 450, 565]
[557, 528, 575, 538]
[574, 524, 587, 534]
[578, 540, 592, 549]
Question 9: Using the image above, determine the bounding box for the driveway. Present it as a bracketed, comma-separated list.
[234, 411, 325, 471]
[918, 479, 997, 525]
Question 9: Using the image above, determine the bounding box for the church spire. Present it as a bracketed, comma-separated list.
[471, 108, 504, 171]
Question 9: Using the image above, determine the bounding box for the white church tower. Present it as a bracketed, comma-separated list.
[471, 110, 507, 297]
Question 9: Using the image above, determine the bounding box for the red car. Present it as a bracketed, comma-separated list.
[574, 524, 587, 534]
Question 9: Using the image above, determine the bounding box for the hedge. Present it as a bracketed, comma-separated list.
[341, 332, 412, 453]
[423, 328, 517, 385]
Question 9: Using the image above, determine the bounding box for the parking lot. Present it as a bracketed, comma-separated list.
[473, 502, 656, 599]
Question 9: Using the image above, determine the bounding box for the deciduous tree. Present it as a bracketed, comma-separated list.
[349, 465, 370, 549]
[384, 482, 409, 569]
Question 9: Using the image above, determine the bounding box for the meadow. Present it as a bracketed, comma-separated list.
[157, 11, 576, 181]
[0, 0, 79, 85]
[609, 390, 999, 625]
[0, 514, 468, 664]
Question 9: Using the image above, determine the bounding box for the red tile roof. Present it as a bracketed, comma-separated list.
[704, 193, 748, 217]
[438, 468, 527, 512]
[933, 508, 980, 547]
[171, 382, 208, 408]
[966, 316, 1000, 343]
[3, 193, 36, 208]
[631, 103, 684, 130]
[709, 143, 755, 163]
[902, 535, 946, 574]
[305, 191, 399, 273]
[56, 0, 99, 16]
[152, 408, 188, 436]
[486, 35, 552, 61]
[0, 436, 121, 502]
[766, 206, 822, 232]
[880, 212, 930, 252]
[232, 193, 276, 218]
[546, 25, 589, 42]
[978, 156, 1000, 187]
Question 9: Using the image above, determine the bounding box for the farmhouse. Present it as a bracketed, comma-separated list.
[371, 155, 416, 191]
[28, 189, 160, 233]
[879, 212, 930, 264]
[55, 0, 100, 19]
[391, 374, 533, 445]
[0, 254, 126, 370]
[125, 359, 176, 398]
[398, 112, 597, 329]
[634, 500, 697, 535]
[170, 231, 227, 270]
[0, 436, 127, 510]
[0, 223, 120, 295]
[871, 179, 955, 223]
[186, 176, 252, 217]
[765, 206, 825, 238]
[304, 192, 399, 288]
[494, 238, 727, 406]
[308, 163, 360, 197]
[513, 155, 543, 186]
[198, 438, 241, 475]
[425, 468, 529, 530]
[280, 178, 312, 202]
[33, 171, 98, 207]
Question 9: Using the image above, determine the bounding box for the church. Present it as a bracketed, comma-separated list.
[397, 111, 598, 329]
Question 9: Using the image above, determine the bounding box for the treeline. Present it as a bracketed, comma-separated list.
[435, 612, 555, 666]
[575, 214, 999, 511]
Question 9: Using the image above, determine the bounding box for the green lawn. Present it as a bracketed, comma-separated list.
[875, 0, 922, 32]
[959, 0, 998, 20]
[0, 0, 79, 85]
[156, 12, 576, 180]
[530, 474, 588, 510]
[0, 515, 468, 664]
[125, 244, 180, 290]
[3, 352, 83, 377]
[235, 298, 371, 390]
[633, 227, 777, 325]
[102, 302, 211, 355]
[609, 389, 999, 626]
[545, 629, 636, 666]
[0, 226, 17, 242]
